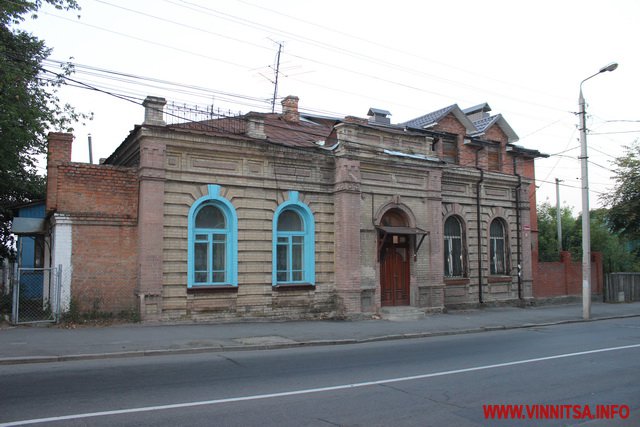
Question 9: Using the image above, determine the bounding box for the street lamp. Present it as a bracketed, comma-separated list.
[579, 62, 618, 320]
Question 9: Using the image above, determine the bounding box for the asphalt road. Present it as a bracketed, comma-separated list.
[1, 318, 639, 426]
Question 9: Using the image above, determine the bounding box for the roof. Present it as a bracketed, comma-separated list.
[402, 104, 477, 134]
[462, 103, 492, 115]
[507, 144, 549, 158]
[169, 112, 336, 149]
[368, 108, 391, 117]
[472, 115, 499, 133]
[471, 113, 519, 143]
[263, 114, 335, 147]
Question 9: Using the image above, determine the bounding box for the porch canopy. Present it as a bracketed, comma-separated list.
[376, 225, 429, 260]
[11, 218, 45, 235]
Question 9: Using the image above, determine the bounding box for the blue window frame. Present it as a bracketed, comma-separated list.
[188, 185, 238, 287]
[272, 191, 315, 286]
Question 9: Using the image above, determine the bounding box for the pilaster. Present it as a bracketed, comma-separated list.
[137, 137, 166, 321]
[333, 157, 362, 314]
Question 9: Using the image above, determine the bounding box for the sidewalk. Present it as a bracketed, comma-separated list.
[1, 302, 639, 365]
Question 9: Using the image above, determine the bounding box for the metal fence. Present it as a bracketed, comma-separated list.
[12, 266, 62, 324]
[604, 273, 640, 303]
[165, 101, 245, 133]
[1, 263, 138, 324]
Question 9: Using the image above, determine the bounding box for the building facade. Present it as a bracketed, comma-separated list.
[44, 95, 545, 321]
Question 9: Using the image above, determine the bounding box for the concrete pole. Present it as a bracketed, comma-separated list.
[578, 62, 618, 320]
[579, 88, 591, 320]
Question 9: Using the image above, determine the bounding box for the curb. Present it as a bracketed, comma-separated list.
[1, 313, 639, 366]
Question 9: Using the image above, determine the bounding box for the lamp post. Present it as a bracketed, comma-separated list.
[579, 62, 618, 320]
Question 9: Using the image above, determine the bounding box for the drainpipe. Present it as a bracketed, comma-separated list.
[513, 156, 523, 301]
[475, 153, 484, 304]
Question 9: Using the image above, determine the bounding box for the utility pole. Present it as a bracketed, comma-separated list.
[578, 62, 618, 320]
[555, 178, 562, 253]
[271, 42, 282, 113]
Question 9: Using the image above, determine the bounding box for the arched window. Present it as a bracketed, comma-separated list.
[444, 216, 464, 277]
[490, 219, 507, 275]
[188, 185, 237, 287]
[273, 191, 315, 285]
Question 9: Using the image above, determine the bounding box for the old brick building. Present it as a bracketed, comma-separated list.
[45, 95, 546, 321]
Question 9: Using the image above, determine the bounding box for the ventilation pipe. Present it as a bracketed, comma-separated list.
[88, 134, 93, 164]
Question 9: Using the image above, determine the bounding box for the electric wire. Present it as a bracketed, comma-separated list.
[39, 3, 574, 124]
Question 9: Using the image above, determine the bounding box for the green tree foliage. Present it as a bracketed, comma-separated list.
[537, 202, 640, 273]
[0, 0, 81, 261]
[536, 202, 578, 262]
[601, 139, 640, 241]
[588, 209, 640, 273]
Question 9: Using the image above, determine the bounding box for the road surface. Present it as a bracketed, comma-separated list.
[1, 317, 639, 426]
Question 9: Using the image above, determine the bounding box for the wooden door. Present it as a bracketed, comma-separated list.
[380, 244, 410, 306]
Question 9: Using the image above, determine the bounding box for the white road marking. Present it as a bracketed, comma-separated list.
[2, 343, 639, 426]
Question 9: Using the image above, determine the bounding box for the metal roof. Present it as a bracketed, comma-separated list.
[471, 113, 519, 143]
[402, 104, 477, 134]
[462, 102, 492, 115]
[367, 108, 392, 116]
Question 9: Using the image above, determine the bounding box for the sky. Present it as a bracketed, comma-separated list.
[18, 0, 640, 213]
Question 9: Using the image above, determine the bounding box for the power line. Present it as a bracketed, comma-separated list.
[541, 128, 577, 184]
[43, 66, 565, 179]
[590, 130, 640, 135]
[40, 61, 617, 184]
[237, 0, 571, 105]
[41, 11, 254, 69]
[75, 0, 573, 120]
[588, 145, 619, 160]
[91, 0, 274, 56]
[168, 0, 571, 113]
[43, 59, 271, 106]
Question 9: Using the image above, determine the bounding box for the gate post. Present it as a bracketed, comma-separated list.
[55, 265, 62, 322]
[11, 263, 19, 324]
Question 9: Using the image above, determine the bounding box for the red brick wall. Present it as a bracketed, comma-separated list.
[55, 164, 138, 219]
[483, 125, 509, 173]
[72, 224, 137, 313]
[433, 114, 478, 168]
[46, 132, 73, 212]
[520, 158, 539, 289]
[535, 251, 603, 298]
[50, 154, 139, 314]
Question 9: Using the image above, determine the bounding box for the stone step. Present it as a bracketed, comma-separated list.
[379, 306, 425, 321]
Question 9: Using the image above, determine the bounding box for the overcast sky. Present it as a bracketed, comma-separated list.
[20, 0, 640, 212]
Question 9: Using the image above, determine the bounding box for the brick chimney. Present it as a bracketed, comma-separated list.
[281, 95, 299, 123]
[46, 132, 73, 212]
[143, 96, 167, 126]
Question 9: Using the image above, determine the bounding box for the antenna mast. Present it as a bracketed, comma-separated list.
[271, 42, 282, 113]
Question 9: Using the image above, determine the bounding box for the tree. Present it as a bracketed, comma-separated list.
[536, 202, 578, 262]
[536, 203, 640, 272]
[601, 139, 640, 241]
[589, 209, 640, 273]
[0, 0, 81, 261]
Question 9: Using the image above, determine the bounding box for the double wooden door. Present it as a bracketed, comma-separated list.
[380, 242, 410, 306]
